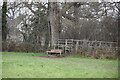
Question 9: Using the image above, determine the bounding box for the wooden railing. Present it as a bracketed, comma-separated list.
[54, 39, 118, 53]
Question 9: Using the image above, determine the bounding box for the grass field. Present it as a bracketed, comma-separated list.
[0, 52, 2, 79]
[2, 52, 118, 78]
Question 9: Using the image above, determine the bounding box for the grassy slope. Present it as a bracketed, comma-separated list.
[2, 52, 118, 78]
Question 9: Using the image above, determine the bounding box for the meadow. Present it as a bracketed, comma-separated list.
[2, 52, 118, 78]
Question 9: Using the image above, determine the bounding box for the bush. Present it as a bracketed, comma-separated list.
[74, 46, 118, 59]
[2, 40, 47, 53]
[92, 46, 118, 59]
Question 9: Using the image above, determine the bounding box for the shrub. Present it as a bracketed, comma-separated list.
[2, 40, 47, 53]
[93, 46, 117, 59]
[74, 46, 118, 59]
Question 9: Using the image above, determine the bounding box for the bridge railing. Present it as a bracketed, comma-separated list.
[54, 39, 118, 53]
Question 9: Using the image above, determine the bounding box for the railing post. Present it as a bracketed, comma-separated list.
[75, 41, 79, 53]
[99, 42, 102, 47]
[83, 39, 88, 49]
[65, 39, 68, 54]
[110, 43, 112, 49]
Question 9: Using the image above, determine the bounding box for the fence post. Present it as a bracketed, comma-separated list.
[65, 39, 68, 54]
[110, 43, 112, 49]
[99, 42, 101, 47]
[83, 40, 88, 49]
[75, 41, 79, 53]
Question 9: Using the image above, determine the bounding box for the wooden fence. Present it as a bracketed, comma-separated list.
[53, 39, 118, 53]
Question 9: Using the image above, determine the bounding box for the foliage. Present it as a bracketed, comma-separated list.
[2, 41, 48, 53]
[2, 2, 119, 59]
[72, 46, 118, 59]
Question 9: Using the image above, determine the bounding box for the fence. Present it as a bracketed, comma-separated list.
[54, 39, 118, 53]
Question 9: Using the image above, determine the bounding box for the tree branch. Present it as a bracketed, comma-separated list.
[60, 3, 75, 15]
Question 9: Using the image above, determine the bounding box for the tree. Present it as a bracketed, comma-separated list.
[2, 1, 7, 41]
[49, 2, 61, 46]
[21, 2, 49, 48]
[59, 2, 118, 42]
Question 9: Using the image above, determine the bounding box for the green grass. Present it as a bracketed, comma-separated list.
[67, 55, 118, 61]
[0, 52, 2, 79]
[2, 52, 118, 78]
[2, 52, 47, 56]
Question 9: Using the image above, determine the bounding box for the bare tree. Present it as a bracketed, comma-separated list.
[2, 1, 7, 41]
[49, 2, 61, 46]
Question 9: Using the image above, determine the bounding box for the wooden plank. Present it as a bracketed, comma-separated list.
[46, 49, 63, 55]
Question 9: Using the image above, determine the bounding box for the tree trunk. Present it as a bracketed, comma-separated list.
[74, 3, 80, 39]
[74, 3, 79, 26]
[44, 32, 49, 49]
[49, 2, 61, 46]
[2, 2, 7, 41]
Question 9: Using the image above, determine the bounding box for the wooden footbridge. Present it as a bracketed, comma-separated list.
[47, 39, 118, 56]
[55, 39, 117, 53]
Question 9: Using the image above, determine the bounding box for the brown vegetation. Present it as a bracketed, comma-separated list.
[2, 41, 47, 53]
[72, 46, 118, 59]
